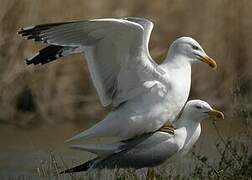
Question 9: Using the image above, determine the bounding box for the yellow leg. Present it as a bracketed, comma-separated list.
[159, 124, 175, 135]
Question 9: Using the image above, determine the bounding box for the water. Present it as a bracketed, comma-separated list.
[0, 124, 92, 178]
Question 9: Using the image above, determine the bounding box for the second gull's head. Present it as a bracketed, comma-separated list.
[181, 99, 224, 122]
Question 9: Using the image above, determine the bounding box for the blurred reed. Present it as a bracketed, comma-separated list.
[0, 0, 251, 128]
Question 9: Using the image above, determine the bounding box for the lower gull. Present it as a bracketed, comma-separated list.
[60, 100, 224, 173]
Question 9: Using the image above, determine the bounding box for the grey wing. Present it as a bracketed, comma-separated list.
[93, 132, 180, 169]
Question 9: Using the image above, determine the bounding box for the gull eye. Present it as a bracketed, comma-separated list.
[195, 105, 202, 109]
[192, 45, 199, 50]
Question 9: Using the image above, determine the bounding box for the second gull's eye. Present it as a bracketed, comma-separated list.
[192, 45, 199, 50]
[195, 105, 202, 109]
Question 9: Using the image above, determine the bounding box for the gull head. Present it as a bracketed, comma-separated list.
[182, 100, 224, 122]
[169, 37, 217, 69]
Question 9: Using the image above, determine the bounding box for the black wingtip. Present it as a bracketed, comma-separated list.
[17, 26, 35, 35]
[59, 168, 76, 174]
[59, 169, 69, 174]
[25, 58, 38, 65]
[59, 164, 88, 174]
[59, 158, 97, 174]
[17, 28, 23, 35]
[25, 45, 65, 66]
[25, 58, 32, 65]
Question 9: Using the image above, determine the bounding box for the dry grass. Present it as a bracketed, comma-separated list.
[15, 131, 252, 179]
[0, 0, 252, 128]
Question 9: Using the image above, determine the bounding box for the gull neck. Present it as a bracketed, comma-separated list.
[174, 113, 201, 142]
[161, 52, 191, 71]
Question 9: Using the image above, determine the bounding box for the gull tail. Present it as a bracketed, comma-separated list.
[64, 130, 98, 143]
[60, 158, 99, 174]
[65, 119, 120, 143]
[25, 45, 82, 65]
[64, 130, 121, 144]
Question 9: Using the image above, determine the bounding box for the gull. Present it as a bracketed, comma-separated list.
[18, 17, 217, 143]
[59, 100, 224, 173]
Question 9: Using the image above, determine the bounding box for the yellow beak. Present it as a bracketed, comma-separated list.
[200, 55, 217, 69]
[208, 109, 224, 119]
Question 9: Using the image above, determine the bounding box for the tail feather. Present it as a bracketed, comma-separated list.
[65, 118, 121, 143]
[70, 142, 124, 156]
[64, 122, 108, 143]
[25, 45, 82, 65]
[64, 130, 94, 143]
[60, 158, 98, 174]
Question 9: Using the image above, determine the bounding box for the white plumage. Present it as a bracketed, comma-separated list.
[18, 17, 217, 143]
[60, 100, 224, 172]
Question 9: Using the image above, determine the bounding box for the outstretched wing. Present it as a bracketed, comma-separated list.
[18, 18, 168, 107]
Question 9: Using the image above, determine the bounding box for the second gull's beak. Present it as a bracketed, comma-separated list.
[199, 55, 217, 69]
[208, 109, 224, 119]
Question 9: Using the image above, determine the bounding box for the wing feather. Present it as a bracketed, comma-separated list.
[18, 18, 168, 107]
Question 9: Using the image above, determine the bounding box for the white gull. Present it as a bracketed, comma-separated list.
[18, 17, 217, 143]
[60, 100, 224, 172]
